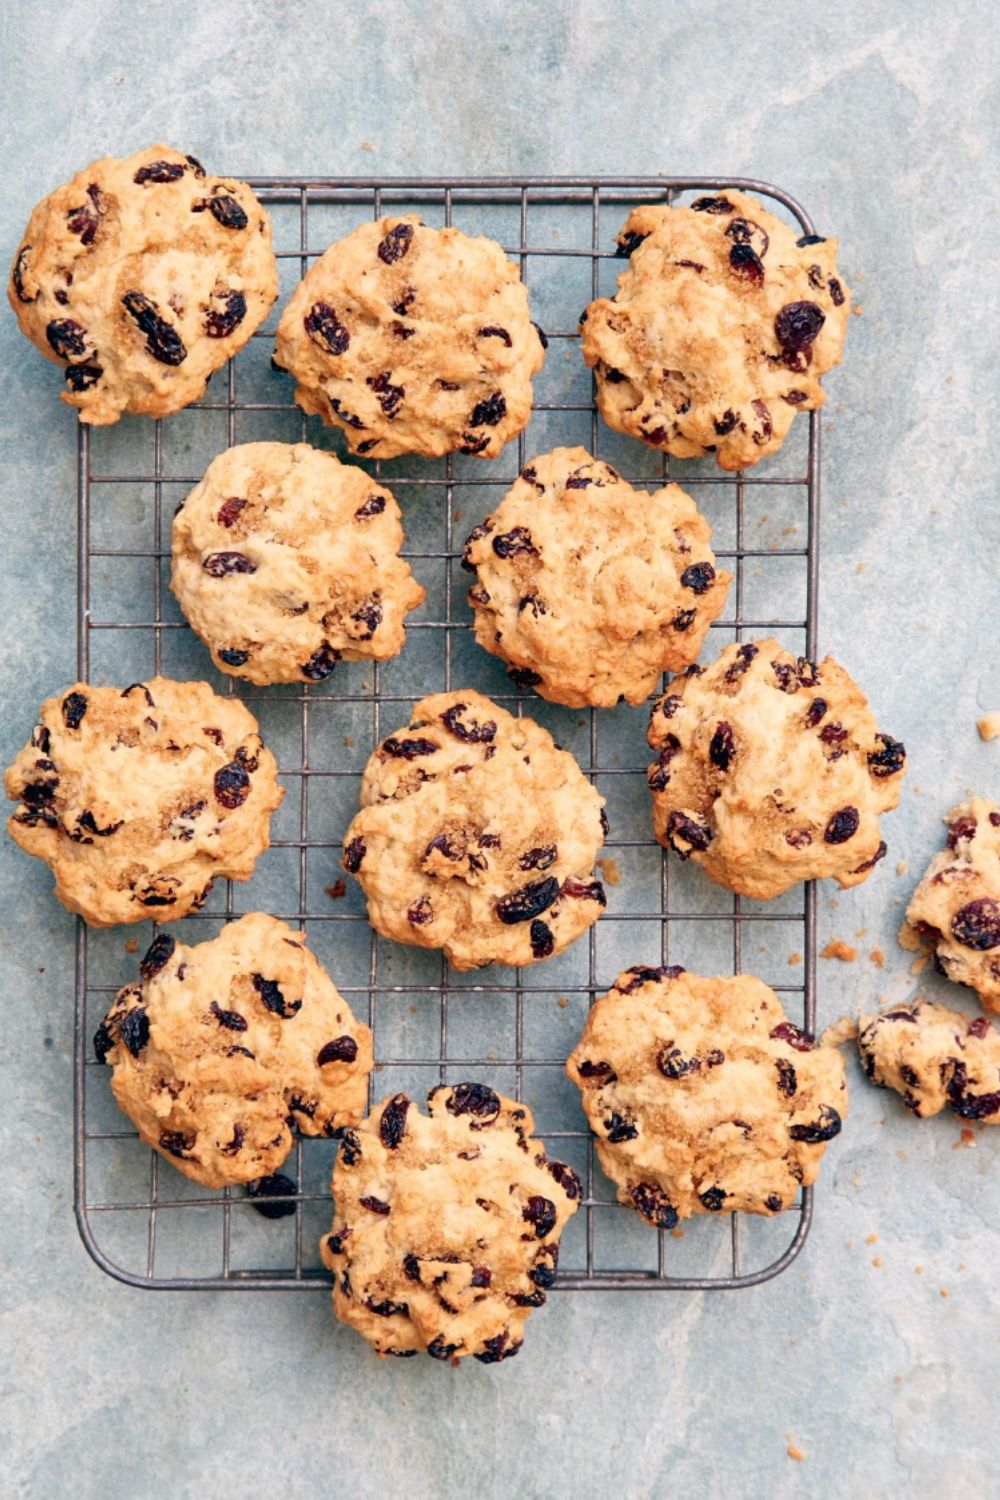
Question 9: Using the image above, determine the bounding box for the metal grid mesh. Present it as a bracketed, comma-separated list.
[73, 176, 821, 1292]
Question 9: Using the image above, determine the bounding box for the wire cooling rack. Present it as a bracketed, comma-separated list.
[74, 175, 823, 1292]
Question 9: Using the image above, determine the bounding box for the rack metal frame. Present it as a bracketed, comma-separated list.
[73, 175, 821, 1292]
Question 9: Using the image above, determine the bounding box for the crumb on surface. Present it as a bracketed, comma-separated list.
[956, 1129, 976, 1149]
[125, 937, 138, 953]
[787, 1444, 806, 1462]
[596, 856, 621, 885]
[342, 735, 354, 748]
[821, 940, 857, 962]
[940, 1287, 949, 1298]
[854, 926, 868, 939]
[670, 1228, 684, 1239]
[870, 947, 885, 967]
[915, 1265, 924, 1275]
[788, 951, 802, 966]
[896, 860, 908, 876]
[872, 1257, 882, 1268]
[977, 714, 1000, 741]
[866, 1232, 878, 1245]
[324, 879, 347, 901]
[852, 304, 862, 315]
[856, 562, 866, 574]
[557, 996, 568, 1008]
[453, 507, 463, 523]
[360, 140, 375, 152]
[909, 954, 929, 976]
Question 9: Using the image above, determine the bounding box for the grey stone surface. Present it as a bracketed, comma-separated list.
[1, 1, 998, 1495]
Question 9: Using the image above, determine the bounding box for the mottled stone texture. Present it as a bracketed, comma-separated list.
[1, 1, 999, 1496]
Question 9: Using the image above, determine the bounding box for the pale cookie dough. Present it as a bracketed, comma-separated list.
[341, 689, 607, 970]
[321, 1083, 579, 1361]
[5, 677, 283, 926]
[646, 638, 905, 899]
[580, 191, 850, 470]
[462, 446, 731, 707]
[858, 999, 1000, 1122]
[899, 799, 1000, 1012]
[8, 143, 277, 423]
[171, 441, 425, 684]
[273, 215, 545, 459]
[95, 913, 373, 1186]
[566, 965, 847, 1224]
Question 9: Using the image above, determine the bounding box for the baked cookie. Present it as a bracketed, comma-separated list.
[171, 441, 425, 684]
[580, 191, 850, 470]
[646, 638, 905, 899]
[5, 677, 282, 926]
[320, 1083, 579, 1361]
[899, 800, 1000, 1011]
[273, 215, 545, 459]
[8, 144, 277, 424]
[858, 999, 1000, 1122]
[567, 966, 846, 1224]
[341, 689, 606, 970]
[95, 913, 373, 1186]
[462, 446, 731, 707]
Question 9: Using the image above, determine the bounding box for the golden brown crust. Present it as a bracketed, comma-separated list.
[463, 446, 731, 707]
[274, 215, 544, 459]
[8, 144, 277, 423]
[321, 1085, 579, 1362]
[646, 638, 905, 899]
[580, 191, 850, 470]
[97, 913, 373, 1187]
[567, 966, 847, 1223]
[4, 677, 282, 926]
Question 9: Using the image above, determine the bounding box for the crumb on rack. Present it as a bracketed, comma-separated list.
[596, 856, 621, 886]
[870, 947, 885, 967]
[342, 735, 354, 748]
[125, 937, 138, 953]
[324, 879, 347, 901]
[788, 952, 802, 966]
[557, 997, 568, 1008]
[977, 713, 1000, 741]
[821, 940, 857, 962]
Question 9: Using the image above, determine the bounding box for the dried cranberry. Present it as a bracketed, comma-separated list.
[620, 965, 685, 992]
[427, 1337, 463, 1361]
[252, 972, 301, 1019]
[202, 550, 256, 577]
[470, 1265, 492, 1288]
[476, 324, 512, 347]
[700, 1186, 727, 1212]
[350, 594, 382, 639]
[948, 1082, 1000, 1121]
[615, 229, 649, 256]
[305, 301, 350, 355]
[217, 648, 249, 667]
[775, 301, 825, 352]
[46, 320, 88, 361]
[118, 1007, 149, 1057]
[714, 409, 739, 435]
[301, 644, 340, 680]
[519, 845, 557, 872]
[205, 289, 247, 338]
[209, 1001, 246, 1032]
[680, 562, 716, 594]
[561, 877, 606, 905]
[819, 722, 848, 752]
[214, 761, 250, 808]
[469, 392, 506, 427]
[492, 526, 536, 558]
[548, 1161, 581, 1201]
[952, 900, 1000, 951]
[577, 1059, 617, 1082]
[382, 737, 438, 765]
[121, 291, 186, 365]
[785, 829, 812, 849]
[729, 243, 764, 282]
[530, 919, 554, 958]
[770, 1021, 815, 1052]
[604, 1113, 638, 1143]
[355, 494, 386, 520]
[61, 691, 88, 728]
[356, 438, 380, 454]
[603, 366, 627, 383]
[631, 1182, 678, 1228]
[139, 932, 175, 978]
[377, 223, 414, 263]
[344, 836, 367, 873]
[789, 1106, 842, 1143]
[784, 390, 808, 405]
[403, 1253, 421, 1281]
[658, 1047, 700, 1079]
[851, 840, 887, 875]
[317, 1036, 359, 1066]
[339, 1129, 362, 1166]
[407, 895, 433, 926]
[160, 1130, 196, 1160]
[709, 721, 735, 771]
[12, 245, 34, 303]
[134, 160, 185, 184]
[947, 815, 978, 849]
[380, 1093, 411, 1147]
[824, 806, 859, 844]
[460, 432, 490, 455]
[65, 363, 103, 392]
[508, 666, 542, 688]
[775, 1059, 797, 1097]
[444, 1082, 500, 1122]
[724, 642, 758, 682]
[751, 399, 772, 444]
[665, 811, 713, 856]
[659, 695, 683, 720]
[367, 1296, 407, 1316]
[67, 184, 104, 245]
[868, 735, 906, 778]
[247, 1172, 297, 1218]
[804, 697, 828, 727]
[692, 197, 733, 214]
[475, 1334, 521, 1364]
[672, 609, 696, 632]
[440, 703, 496, 743]
[93, 1021, 114, 1064]
[968, 1016, 991, 1039]
[522, 1195, 557, 1238]
[202, 194, 248, 229]
[828, 278, 845, 306]
[496, 877, 559, 925]
[367, 371, 404, 418]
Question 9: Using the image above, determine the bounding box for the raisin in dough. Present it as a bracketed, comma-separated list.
[171, 441, 425, 684]
[5, 678, 282, 927]
[273, 215, 545, 460]
[580, 191, 850, 471]
[95, 913, 373, 1186]
[8, 144, 277, 424]
[341, 689, 607, 970]
[646, 638, 905, 900]
[858, 999, 1000, 1122]
[567, 966, 847, 1225]
[899, 800, 1000, 1012]
[321, 1083, 579, 1362]
[462, 446, 731, 708]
